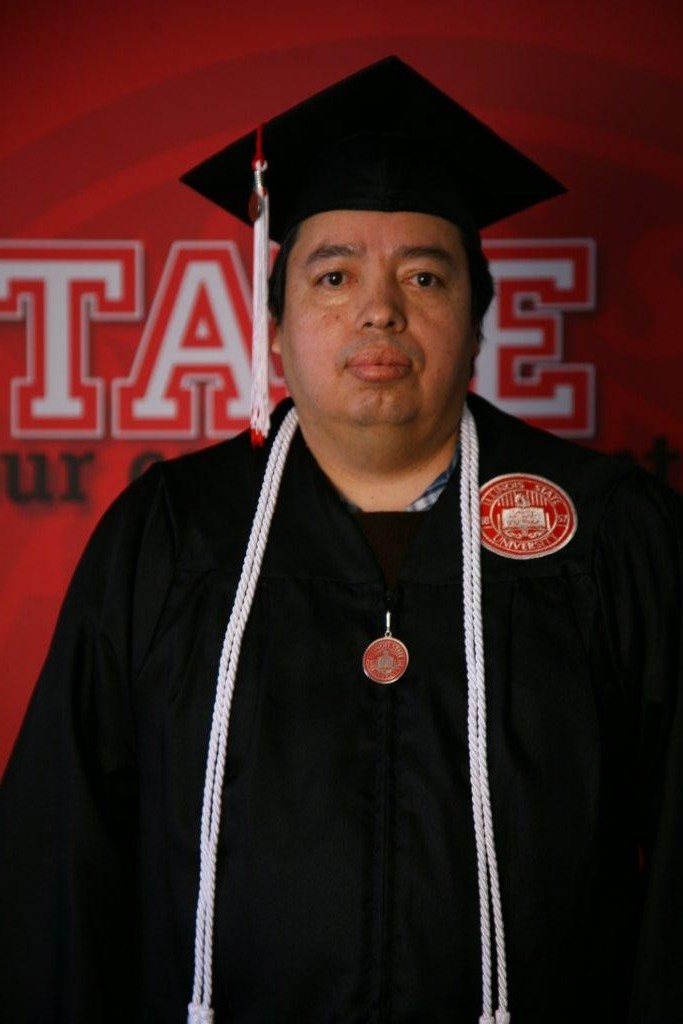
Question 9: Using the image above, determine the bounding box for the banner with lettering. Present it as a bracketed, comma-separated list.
[2, 0, 681, 767]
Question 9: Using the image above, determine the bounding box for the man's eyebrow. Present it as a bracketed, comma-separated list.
[395, 245, 457, 264]
[304, 243, 366, 266]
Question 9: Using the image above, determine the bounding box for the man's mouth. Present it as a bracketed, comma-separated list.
[345, 347, 412, 382]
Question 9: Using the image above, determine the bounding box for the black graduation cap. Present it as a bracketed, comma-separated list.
[181, 55, 565, 242]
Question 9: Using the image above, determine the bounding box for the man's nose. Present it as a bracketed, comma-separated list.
[355, 275, 407, 332]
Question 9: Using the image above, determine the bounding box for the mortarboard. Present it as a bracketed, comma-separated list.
[181, 56, 565, 442]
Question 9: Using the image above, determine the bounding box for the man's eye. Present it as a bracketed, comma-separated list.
[414, 271, 439, 288]
[319, 270, 345, 287]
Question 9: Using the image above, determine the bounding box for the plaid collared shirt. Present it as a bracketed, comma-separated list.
[342, 445, 459, 513]
[404, 447, 459, 511]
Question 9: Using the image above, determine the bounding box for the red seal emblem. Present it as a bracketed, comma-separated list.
[480, 473, 577, 560]
[363, 636, 409, 684]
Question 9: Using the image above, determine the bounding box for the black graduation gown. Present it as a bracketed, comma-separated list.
[2, 394, 682, 1024]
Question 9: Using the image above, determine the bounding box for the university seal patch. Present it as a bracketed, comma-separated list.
[480, 473, 577, 559]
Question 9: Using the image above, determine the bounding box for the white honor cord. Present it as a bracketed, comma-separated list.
[188, 407, 299, 1024]
[188, 401, 510, 1024]
[460, 405, 510, 1024]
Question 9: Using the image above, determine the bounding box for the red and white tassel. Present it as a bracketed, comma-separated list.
[249, 124, 270, 446]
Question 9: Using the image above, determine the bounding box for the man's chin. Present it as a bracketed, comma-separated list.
[339, 388, 421, 429]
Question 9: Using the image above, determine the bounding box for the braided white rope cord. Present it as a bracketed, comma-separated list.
[188, 407, 299, 1024]
[187, 402, 510, 1024]
[460, 405, 510, 1024]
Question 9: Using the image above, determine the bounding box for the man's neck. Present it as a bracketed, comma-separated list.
[298, 418, 460, 512]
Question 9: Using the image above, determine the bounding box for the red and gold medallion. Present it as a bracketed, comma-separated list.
[363, 610, 409, 684]
[363, 636, 409, 685]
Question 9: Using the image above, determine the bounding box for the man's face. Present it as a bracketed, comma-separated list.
[272, 210, 479, 448]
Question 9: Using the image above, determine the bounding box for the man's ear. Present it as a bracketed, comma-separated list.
[270, 326, 285, 379]
[469, 328, 481, 380]
[271, 323, 281, 356]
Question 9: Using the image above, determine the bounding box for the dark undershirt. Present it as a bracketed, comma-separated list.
[353, 511, 428, 591]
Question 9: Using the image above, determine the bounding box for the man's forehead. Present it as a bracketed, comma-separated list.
[294, 209, 465, 261]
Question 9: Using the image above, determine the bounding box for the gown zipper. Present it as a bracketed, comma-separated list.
[376, 588, 395, 1022]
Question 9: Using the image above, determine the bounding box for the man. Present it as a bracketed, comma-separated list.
[2, 57, 681, 1024]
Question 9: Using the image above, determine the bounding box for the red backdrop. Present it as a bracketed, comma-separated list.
[1, 0, 682, 770]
